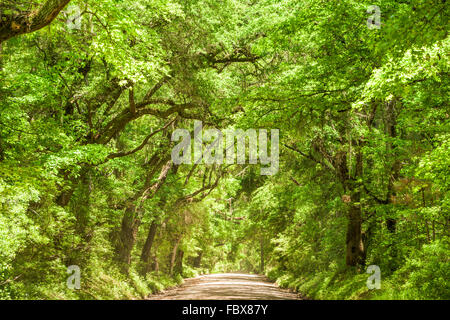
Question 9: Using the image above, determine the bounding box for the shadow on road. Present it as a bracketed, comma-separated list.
[147, 273, 302, 300]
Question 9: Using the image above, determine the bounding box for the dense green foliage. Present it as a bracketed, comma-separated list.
[0, 0, 448, 300]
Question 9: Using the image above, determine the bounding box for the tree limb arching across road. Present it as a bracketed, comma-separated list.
[0, 0, 71, 43]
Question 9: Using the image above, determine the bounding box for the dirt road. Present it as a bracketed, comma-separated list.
[147, 273, 302, 300]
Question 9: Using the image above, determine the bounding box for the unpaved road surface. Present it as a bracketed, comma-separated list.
[147, 273, 302, 300]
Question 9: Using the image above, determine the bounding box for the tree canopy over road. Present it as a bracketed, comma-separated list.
[0, 0, 448, 300]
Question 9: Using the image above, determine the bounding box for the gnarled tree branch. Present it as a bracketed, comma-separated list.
[0, 0, 71, 43]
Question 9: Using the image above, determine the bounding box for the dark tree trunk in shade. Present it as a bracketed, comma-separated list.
[114, 159, 171, 272]
[140, 221, 158, 275]
[115, 205, 141, 273]
[385, 99, 400, 234]
[335, 149, 366, 267]
[174, 249, 184, 276]
[193, 251, 203, 268]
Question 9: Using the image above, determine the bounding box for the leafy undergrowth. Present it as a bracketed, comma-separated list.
[1, 260, 187, 300]
[267, 241, 450, 300]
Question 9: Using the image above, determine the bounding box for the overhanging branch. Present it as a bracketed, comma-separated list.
[0, 0, 71, 43]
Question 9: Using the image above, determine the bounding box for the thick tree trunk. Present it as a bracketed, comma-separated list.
[0, 0, 71, 43]
[174, 249, 184, 276]
[385, 99, 400, 233]
[141, 222, 158, 262]
[193, 251, 203, 268]
[115, 205, 141, 272]
[73, 172, 92, 238]
[140, 221, 158, 275]
[114, 159, 172, 272]
[347, 149, 365, 267]
[345, 196, 365, 267]
[336, 148, 366, 267]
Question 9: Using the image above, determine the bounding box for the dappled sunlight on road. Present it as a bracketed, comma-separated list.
[147, 273, 302, 300]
